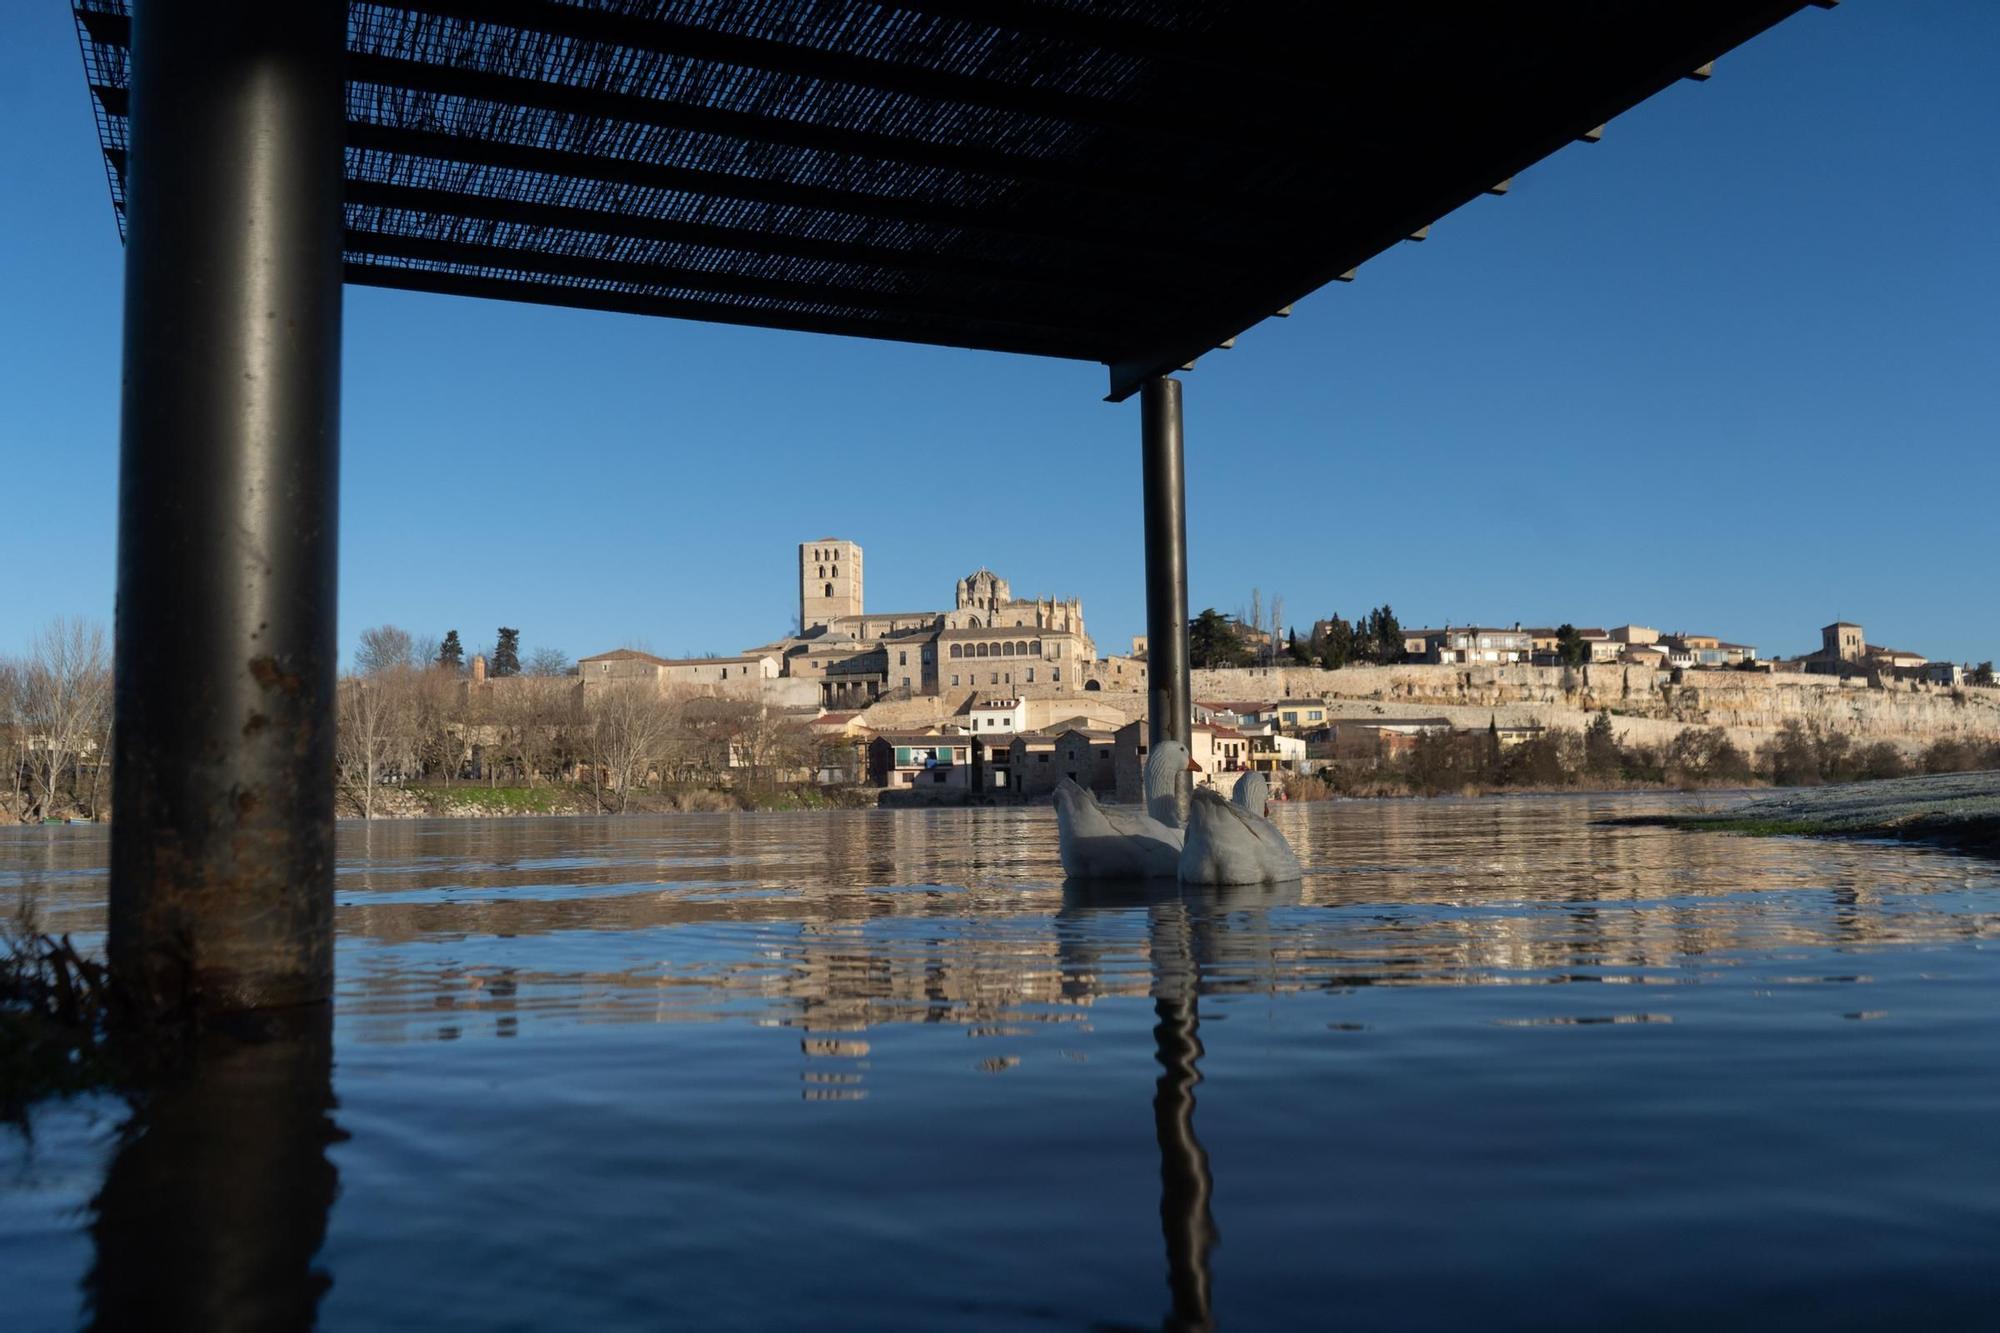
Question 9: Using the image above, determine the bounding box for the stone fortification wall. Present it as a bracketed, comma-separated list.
[846, 665, 1999, 751]
[1189, 664, 2000, 753]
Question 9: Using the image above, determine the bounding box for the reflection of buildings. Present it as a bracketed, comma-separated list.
[30, 804, 1971, 1056]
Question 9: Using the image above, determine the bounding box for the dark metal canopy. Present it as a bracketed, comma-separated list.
[76, 1, 1826, 399]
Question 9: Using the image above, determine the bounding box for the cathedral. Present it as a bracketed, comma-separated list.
[773, 538, 1098, 705]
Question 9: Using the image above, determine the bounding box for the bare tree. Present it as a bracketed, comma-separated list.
[336, 672, 412, 819]
[356, 624, 420, 676]
[490, 675, 578, 786]
[337, 627, 428, 816]
[723, 702, 819, 787]
[524, 645, 572, 678]
[0, 657, 25, 811]
[406, 665, 468, 786]
[14, 619, 112, 819]
[584, 683, 679, 812]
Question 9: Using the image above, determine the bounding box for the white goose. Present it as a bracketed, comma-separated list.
[1179, 770, 1303, 886]
[1053, 739, 1188, 880]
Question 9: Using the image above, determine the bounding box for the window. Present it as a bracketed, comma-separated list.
[951, 674, 959, 686]
[824, 583, 833, 598]
[1026, 668, 1035, 682]
[990, 672, 999, 684]
[1309, 710, 1323, 721]
[902, 677, 911, 689]
[1052, 668, 1060, 682]
[1037, 754, 1049, 763]
[1002, 642, 1015, 657]
[898, 651, 907, 666]
[950, 644, 961, 659]
[832, 565, 838, 577]
[1099, 749, 1110, 758]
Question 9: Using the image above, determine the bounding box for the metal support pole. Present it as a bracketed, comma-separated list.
[1141, 376, 1192, 763]
[110, 0, 348, 1012]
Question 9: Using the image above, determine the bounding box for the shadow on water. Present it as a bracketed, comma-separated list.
[85, 1006, 342, 1332]
[1061, 876, 1304, 1333]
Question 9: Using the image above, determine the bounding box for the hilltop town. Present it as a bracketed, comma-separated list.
[7, 539, 1996, 823]
[551, 538, 1999, 806]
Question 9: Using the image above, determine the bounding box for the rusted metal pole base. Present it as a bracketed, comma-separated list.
[109, 1, 347, 1012]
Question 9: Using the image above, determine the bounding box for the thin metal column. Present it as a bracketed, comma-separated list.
[1141, 376, 1191, 760]
[110, 1, 348, 1012]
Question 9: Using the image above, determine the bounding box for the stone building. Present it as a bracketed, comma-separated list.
[868, 730, 973, 793]
[1009, 727, 1117, 799]
[1794, 621, 1928, 676]
[954, 568, 1087, 637]
[939, 624, 1094, 695]
[577, 647, 784, 699]
[1823, 621, 1866, 663]
[775, 539, 1099, 701]
[800, 539, 863, 631]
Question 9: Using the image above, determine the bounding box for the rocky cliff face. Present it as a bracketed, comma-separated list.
[841, 665, 1999, 753]
[1186, 664, 2000, 751]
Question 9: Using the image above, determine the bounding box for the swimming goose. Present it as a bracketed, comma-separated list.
[1179, 771, 1303, 885]
[1053, 740, 1188, 880]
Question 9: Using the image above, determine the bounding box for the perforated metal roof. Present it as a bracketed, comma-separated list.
[74, 1, 1830, 399]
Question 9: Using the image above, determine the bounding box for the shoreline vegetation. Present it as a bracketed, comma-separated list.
[1278, 718, 2000, 802]
[6, 719, 2000, 824]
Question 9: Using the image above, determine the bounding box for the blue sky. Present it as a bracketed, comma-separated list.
[2, 2, 1995, 667]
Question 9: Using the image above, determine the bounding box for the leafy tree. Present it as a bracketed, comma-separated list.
[1287, 629, 1311, 666]
[491, 627, 522, 678]
[1309, 614, 1355, 670]
[1583, 711, 1620, 777]
[1555, 623, 1589, 668]
[1370, 604, 1403, 664]
[1189, 608, 1251, 669]
[1973, 661, 1996, 687]
[437, 630, 464, 671]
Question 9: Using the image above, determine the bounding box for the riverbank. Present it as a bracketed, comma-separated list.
[337, 781, 878, 819]
[1606, 769, 2000, 858]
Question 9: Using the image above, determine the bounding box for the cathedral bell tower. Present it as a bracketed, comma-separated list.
[800, 539, 863, 631]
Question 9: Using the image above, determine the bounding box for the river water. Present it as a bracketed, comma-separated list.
[5, 794, 2000, 1330]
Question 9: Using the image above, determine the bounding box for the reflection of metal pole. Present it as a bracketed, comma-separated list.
[1153, 993, 1217, 1332]
[1149, 898, 1216, 1333]
[88, 1007, 342, 1330]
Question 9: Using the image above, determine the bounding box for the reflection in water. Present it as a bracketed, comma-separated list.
[7, 797, 2000, 1329]
[1063, 879, 1307, 1331]
[1152, 991, 1214, 1333]
[86, 1007, 341, 1332]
